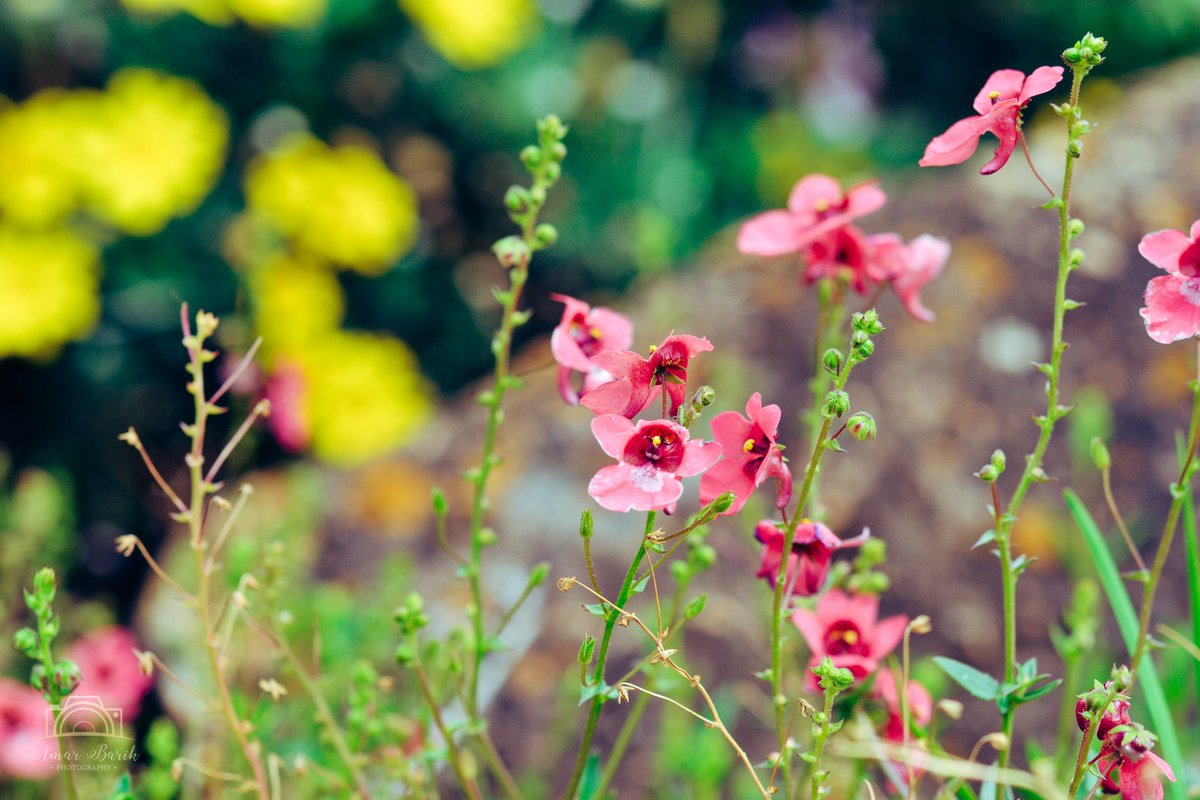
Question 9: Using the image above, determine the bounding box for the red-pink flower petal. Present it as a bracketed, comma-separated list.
[892, 235, 951, 322]
[972, 69, 1027, 113]
[588, 463, 683, 513]
[1139, 228, 1197, 276]
[737, 209, 815, 256]
[1018, 65, 1066, 104]
[0, 677, 54, 779]
[786, 174, 843, 214]
[1120, 750, 1175, 800]
[978, 111, 1020, 175]
[591, 414, 635, 459]
[919, 115, 993, 168]
[1141, 274, 1200, 344]
[677, 439, 722, 477]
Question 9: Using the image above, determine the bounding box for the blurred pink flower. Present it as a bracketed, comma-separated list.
[804, 224, 875, 293]
[699, 392, 791, 514]
[581, 334, 712, 419]
[1096, 748, 1175, 800]
[874, 668, 933, 742]
[738, 174, 886, 257]
[920, 66, 1063, 174]
[587, 416, 721, 513]
[1139, 220, 1200, 343]
[67, 626, 154, 721]
[866, 233, 951, 322]
[549, 293, 633, 405]
[264, 362, 310, 452]
[755, 520, 868, 598]
[0, 677, 53, 780]
[791, 589, 906, 690]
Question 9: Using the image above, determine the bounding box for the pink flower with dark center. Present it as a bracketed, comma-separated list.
[0, 677, 53, 780]
[581, 334, 713, 419]
[549, 293, 634, 405]
[791, 589, 907, 690]
[1138, 220, 1200, 343]
[755, 520, 868, 598]
[738, 174, 886, 257]
[1096, 747, 1175, 799]
[67, 626, 155, 721]
[866, 234, 951, 322]
[920, 66, 1064, 174]
[803, 224, 875, 293]
[588, 415, 721, 513]
[699, 392, 792, 514]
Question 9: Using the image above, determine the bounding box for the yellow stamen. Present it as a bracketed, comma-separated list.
[589, 326, 603, 339]
[989, 91, 1000, 101]
[814, 199, 829, 212]
[743, 438, 756, 453]
[647, 344, 658, 354]
[650, 435, 662, 446]
[841, 630, 859, 645]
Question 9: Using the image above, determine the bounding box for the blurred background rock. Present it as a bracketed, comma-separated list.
[2, 0, 1200, 794]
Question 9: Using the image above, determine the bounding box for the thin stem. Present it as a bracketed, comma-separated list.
[993, 64, 1087, 774]
[563, 514, 654, 800]
[119, 428, 188, 515]
[809, 686, 838, 800]
[1101, 466, 1147, 572]
[206, 401, 270, 485]
[116, 534, 196, 601]
[1020, 131, 1056, 199]
[478, 728, 523, 800]
[411, 656, 483, 800]
[209, 337, 262, 407]
[583, 533, 602, 594]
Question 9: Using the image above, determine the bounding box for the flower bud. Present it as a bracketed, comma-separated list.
[692, 543, 717, 570]
[1110, 664, 1132, 693]
[1068, 218, 1085, 239]
[578, 509, 594, 540]
[822, 349, 845, 377]
[504, 185, 531, 214]
[822, 390, 850, 419]
[1062, 47, 1081, 63]
[492, 235, 529, 269]
[976, 464, 999, 483]
[578, 635, 596, 665]
[533, 223, 558, 249]
[710, 491, 736, 514]
[846, 412, 876, 441]
[1067, 139, 1083, 158]
[811, 656, 854, 693]
[11, 628, 37, 657]
[852, 338, 875, 360]
[1090, 437, 1111, 471]
[990, 449, 1006, 472]
[33, 567, 56, 602]
[52, 659, 81, 696]
[528, 562, 550, 587]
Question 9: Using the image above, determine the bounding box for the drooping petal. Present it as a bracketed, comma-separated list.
[699, 455, 755, 512]
[1141, 274, 1200, 344]
[1018, 65, 1065, 104]
[973, 69, 1027, 112]
[919, 115, 993, 168]
[978, 110, 1020, 175]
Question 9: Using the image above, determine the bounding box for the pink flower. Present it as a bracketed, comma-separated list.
[738, 174, 886, 257]
[699, 392, 792, 514]
[920, 66, 1064, 174]
[588, 416, 721, 513]
[791, 589, 907, 690]
[1138, 220, 1200, 343]
[803, 224, 875, 293]
[874, 669, 933, 742]
[866, 234, 951, 322]
[0, 677, 53, 780]
[265, 362, 310, 452]
[581, 334, 713, 419]
[754, 520, 868, 598]
[66, 626, 154, 721]
[1096, 748, 1176, 800]
[549, 293, 634, 405]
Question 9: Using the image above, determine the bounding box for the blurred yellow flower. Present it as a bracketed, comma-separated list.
[246, 134, 419, 274]
[274, 331, 433, 466]
[120, 0, 235, 25]
[250, 253, 345, 351]
[227, 0, 325, 27]
[0, 227, 100, 359]
[80, 69, 228, 236]
[0, 90, 98, 228]
[399, 0, 538, 69]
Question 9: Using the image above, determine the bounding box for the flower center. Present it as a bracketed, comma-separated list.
[623, 424, 685, 472]
[1181, 277, 1200, 307]
[825, 621, 867, 656]
[568, 317, 605, 356]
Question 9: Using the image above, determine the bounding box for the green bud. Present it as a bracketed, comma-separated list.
[11, 628, 37, 657]
[822, 390, 850, 419]
[33, 567, 56, 602]
[519, 145, 541, 171]
[692, 543, 717, 570]
[846, 412, 876, 442]
[528, 562, 550, 587]
[977, 464, 999, 482]
[990, 449, 1006, 472]
[431, 487, 447, 515]
[1067, 139, 1083, 158]
[579, 509, 594, 540]
[395, 643, 416, 667]
[711, 491, 735, 514]
[534, 223, 558, 249]
[1069, 248, 1085, 269]
[1062, 47, 1081, 64]
[683, 593, 707, 620]
[578, 635, 596, 665]
[1090, 437, 1111, 471]
[52, 659, 81, 696]
[853, 308, 885, 335]
[492, 235, 529, 269]
[1110, 664, 1132, 693]
[538, 114, 568, 142]
[1068, 219, 1085, 239]
[479, 527, 498, 547]
[542, 161, 561, 184]
[694, 385, 716, 407]
[504, 185, 530, 214]
[858, 537, 886, 566]
[822, 349, 845, 376]
[811, 656, 855, 693]
[670, 560, 690, 582]
[852, 338, 875, 360]
[30, 663, 48, 694]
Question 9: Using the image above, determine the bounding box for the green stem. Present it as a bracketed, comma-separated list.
[808, 685, 838, 800]
[994, 64, 1086, 773]
[804, 282, 846, 520]
[412, 650, 483, 800]
[768, 343, 860, 797]
[563, 513, 655, 800]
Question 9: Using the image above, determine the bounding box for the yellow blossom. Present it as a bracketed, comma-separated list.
[245, 134, 419, 274]
[249, 253, 345, 351]
[0, 227, 100, 359]
[0, 90, 98, 228]
[80, 68, 228, 236]
[119, 0, 234, 25]
[289, 331, 433, 466]
[399, 0, 538, 69]
[227, 0, 325, 27]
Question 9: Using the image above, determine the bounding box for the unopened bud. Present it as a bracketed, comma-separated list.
[52, 659, 81, 696]
[32, 567, 56, 601]
[711, 491, 735, 514]
[822, 390, 850, 419]
[822, 349, 845, 376]
[579, 509, 594, 540]
[492, 235, 528, 269]
[977, 464, 999, 483]
[11, 628, 37, 657]
[1090, 437, 1111, 471]
[846, 412, 876, 441]
[990, 449, 1006, 472]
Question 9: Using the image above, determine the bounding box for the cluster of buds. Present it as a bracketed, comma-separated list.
[11, 567, 81, 702]
[1075, 676, 1175, 796]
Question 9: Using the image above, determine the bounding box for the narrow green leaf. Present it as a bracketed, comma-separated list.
[933, 656, 1000, 701]
[1185, 477, 1200, 720]
[1063, 489, 1185, 800]
[971, 530, 996, 550]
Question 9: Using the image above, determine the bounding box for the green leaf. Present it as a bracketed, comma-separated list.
[578, 680, 615, 705]
[971, 530, 996, 550]
[1063, 489, 1186, 800]
[106, 774, 134, 800]
[582, 602, 608, 617]
[933, 656, 1000, 701]
[683, 593, 707, 620]
[630, 575, 650, 595]
[1016, 677, 1062, 705]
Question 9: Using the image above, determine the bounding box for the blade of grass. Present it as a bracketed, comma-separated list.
[1186, 481, 1200, 734]
[1062, 489, 1185, 800]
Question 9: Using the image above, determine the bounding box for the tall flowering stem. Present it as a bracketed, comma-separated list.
[768, 313, 877, 795]
[464, 116, 567, 738]
[991, 39, 1104, 771]
[804, 279, 848, 517]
